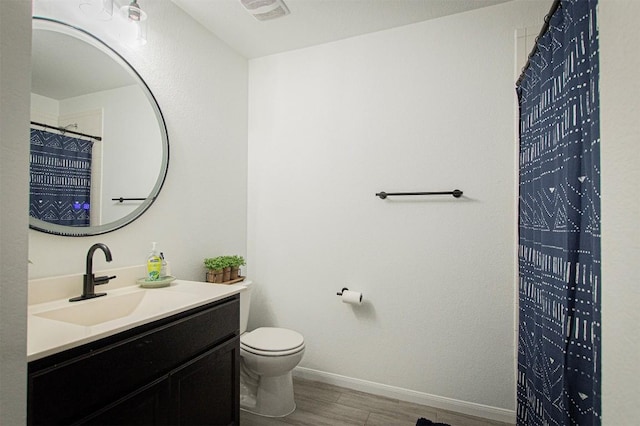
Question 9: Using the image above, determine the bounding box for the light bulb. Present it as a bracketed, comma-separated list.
[121, 0, 147, 22]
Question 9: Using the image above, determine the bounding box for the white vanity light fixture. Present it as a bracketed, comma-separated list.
[120, 0, 147, 22]
[129, 18, 148, 46]
[239, 0, 290, 21]
[78, 0, 148, 45]
[79, 0, 114, 21]
[120, 0, 148, 45]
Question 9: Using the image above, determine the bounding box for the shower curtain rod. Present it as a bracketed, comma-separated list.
[516, 0, 561, 87]
[30, 121, 103, 142]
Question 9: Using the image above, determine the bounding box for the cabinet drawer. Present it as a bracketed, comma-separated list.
[28, 295, 239, 425]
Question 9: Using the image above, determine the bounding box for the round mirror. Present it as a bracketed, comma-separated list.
[29, 17, 169, 236]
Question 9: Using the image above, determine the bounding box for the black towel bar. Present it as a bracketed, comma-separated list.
[375, 190, 463, 199]
[112, 197, 147, 203]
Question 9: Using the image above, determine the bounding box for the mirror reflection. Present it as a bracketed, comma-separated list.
[30, 17, 168, 236]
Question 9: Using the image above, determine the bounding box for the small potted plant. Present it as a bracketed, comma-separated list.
[229, 255, 245, 280]
[221, 256, 233, 282]
[204, 256, 226, 283]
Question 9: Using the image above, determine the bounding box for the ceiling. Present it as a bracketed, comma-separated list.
[31, 0, 515, 100]
[171, 0, 513, 59]
[32, 29, 135, 100]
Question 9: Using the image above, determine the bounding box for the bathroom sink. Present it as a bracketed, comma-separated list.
[28, 277, 248, 361]
[33, 289, 200, 327]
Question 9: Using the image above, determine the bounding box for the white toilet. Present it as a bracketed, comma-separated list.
[239, 281, 305, 417]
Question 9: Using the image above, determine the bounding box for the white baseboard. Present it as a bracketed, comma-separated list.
[293, 367, 516, 424]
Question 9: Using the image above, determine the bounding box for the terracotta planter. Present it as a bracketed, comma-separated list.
[206, 269, 224, 283]
[230, 266, 240, 280]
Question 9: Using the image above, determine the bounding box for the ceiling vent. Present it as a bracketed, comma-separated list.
[239, 0, 290, 21]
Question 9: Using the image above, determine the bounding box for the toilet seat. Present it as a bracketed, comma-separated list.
[241, 327, 305, 357]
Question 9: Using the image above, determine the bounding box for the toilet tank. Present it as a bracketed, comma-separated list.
[239, 281, 252, 334]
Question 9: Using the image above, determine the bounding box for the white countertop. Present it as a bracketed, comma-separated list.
[28, 280, 246, 362]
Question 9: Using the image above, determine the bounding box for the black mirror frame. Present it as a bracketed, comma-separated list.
[30, 17, 169, 237]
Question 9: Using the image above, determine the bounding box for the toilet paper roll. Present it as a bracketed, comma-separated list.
[341, 290, 363, 305]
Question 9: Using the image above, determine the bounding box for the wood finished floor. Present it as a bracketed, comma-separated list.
[240, 377, 514, 426]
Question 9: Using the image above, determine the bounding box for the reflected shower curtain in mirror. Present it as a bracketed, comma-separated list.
[30, 129, 93, 226]
[516, 0, 600, 425]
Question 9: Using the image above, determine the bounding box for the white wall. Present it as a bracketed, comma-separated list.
[0, 1, 31, 423]
[29, 0, 248, 282]
[599, 0, 640, 423]
[247, 0, 549, 415]
[31, 92, 60, 123]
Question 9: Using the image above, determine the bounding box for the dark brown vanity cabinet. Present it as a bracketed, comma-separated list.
[28, 294, 240, 426]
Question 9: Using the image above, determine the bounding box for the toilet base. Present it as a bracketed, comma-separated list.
[240, 403, 296, 418]
[240, 371, 297, 417]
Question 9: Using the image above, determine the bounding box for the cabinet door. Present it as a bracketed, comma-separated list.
[169, 337, 240, 426]
[28, 296, 239, 425]
[80, 377, 170, 425]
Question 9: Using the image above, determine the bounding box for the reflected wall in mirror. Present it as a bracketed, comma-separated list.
[30, 17, 169, 236]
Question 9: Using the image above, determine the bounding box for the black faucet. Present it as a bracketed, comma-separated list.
[69, 243, 117, 302]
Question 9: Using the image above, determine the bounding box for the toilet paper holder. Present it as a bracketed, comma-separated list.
[336, 287, 363, 303]
[336, 287, 349, 296]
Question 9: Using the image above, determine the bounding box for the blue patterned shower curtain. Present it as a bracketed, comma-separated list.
[516, 0, 600, 425]
[30, 129, 93, 227]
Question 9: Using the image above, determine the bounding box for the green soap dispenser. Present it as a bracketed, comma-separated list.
[146, 242, 162, 281]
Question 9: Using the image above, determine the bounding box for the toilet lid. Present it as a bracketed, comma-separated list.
[241, 327, 304, 352]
